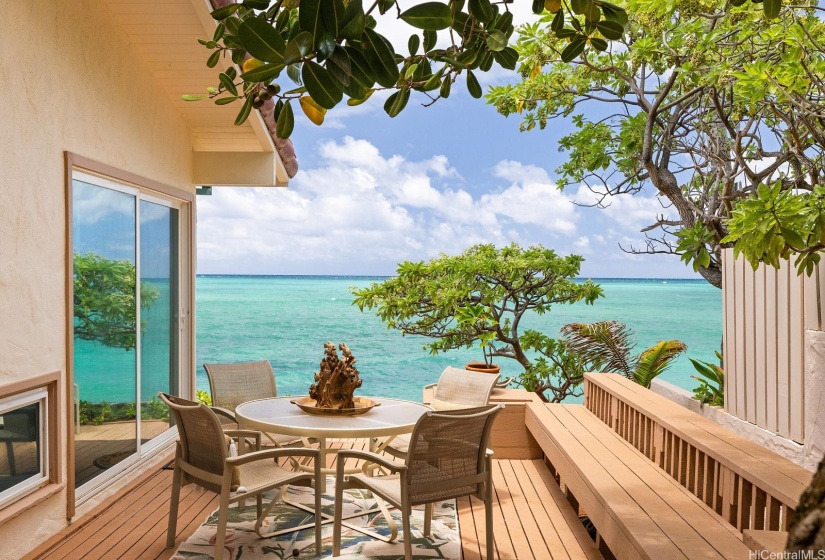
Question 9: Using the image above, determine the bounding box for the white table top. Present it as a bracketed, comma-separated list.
[235, 396, 432, 439]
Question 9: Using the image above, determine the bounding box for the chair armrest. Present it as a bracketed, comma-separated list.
[336, 449, 406, 474]
[223, 430, 262, 452]
[225, 447, 320, 467]
[423, 383, 437, 390]
[211, 406, 237, 422]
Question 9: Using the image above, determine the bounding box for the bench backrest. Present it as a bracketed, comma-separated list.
[584, 373, 812, 533]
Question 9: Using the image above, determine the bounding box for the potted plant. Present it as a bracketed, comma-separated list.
[456, 304, 501, 374]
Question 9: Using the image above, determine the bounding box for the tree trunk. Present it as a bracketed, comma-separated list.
[786, 456, 825, 552]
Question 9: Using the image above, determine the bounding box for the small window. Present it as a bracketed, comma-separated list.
[0, 388, 48, 508]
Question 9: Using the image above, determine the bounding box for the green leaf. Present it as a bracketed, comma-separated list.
[763, 0, 781, 18]
[219, 73, 238, 96]
[571, 0, 591, 15]
[242, 0, 270, 9]
[340, 0, 366, 39]
[321, 0, 345, 36]
[299, 0, 322, 36]
[315, 30, 337, 62]
[466, 69, 482, 98]
[440, 76, 452, 98]
[213, 23, 226, 43]
[363, 27, 400, 88]
[287, 63, 302, 85]
[275, 100, 294, 138]
[347, 89, 374, 106]
[181, 94, 209, 101]
[326, 47, 352, 86]
[400, 2, 452, 31]
[493, 47, 518, 70]
[590, 37, 608, 51]
[531, 0, 545, 14]
[206, 50, 221, 68]
[599, 2, 628, 25]
[240, 62, 284, 82]
[283, 31, 313, 64]
[210, 4, 240, 20]
[384, 87, 411, 117]
[408, 34, 421, 56]
[301, 60, 343, 109]
[468, 0, 495, 23]
[215, 96, 239, 105]
[238, 18, 285, 63]
[345, 46, 377, 89]
[485, 29, 507, 52]
[595, 20, 623, 40]
[551, 10, 564, 32]
[234, 94, 254, 125]
[561, 37, 586, 62]
[423, 29, 437, 51]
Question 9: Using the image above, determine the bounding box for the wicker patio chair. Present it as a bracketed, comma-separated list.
[204, 360, 306, 448]
[159, 393, 322, 560]
[382, 366, 499, 461]
[333, 404, 503, 560]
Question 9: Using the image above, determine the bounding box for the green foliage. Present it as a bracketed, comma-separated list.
[561, 321, 686, 388]
[78, 398, 171, 425]
[690, 353, 725, 406]
[352, 243, 603, 402]
[487, 1, 824, 288]
[73, 253, 159, 350]
[723, 182, 825, 276]
[187, 0, 632, 136]
[196, 390, 213, 406]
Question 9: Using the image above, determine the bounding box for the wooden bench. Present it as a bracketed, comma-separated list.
[584, 373, 812, 532]
[528, 403, 750, 559]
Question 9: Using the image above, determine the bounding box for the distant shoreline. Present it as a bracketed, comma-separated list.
[196, 274, 708, 282]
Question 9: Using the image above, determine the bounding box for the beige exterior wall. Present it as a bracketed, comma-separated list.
[0, 1, 195, 556]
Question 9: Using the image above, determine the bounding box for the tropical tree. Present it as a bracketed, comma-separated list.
[487, 1, 825, 288]
[73, 253, 159, 351]
[561, 320, 686, 388]
[185, 0, 644, 137]
[351, 243, 603, 402]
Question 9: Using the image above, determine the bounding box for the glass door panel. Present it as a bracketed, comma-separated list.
[72, 179, 138, 489]
[139, 200, 179, 443]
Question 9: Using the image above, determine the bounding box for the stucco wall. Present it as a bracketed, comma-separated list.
[0, 1, 194, 556]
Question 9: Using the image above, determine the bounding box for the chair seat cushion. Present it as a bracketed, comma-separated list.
[430, 398, 475, 411]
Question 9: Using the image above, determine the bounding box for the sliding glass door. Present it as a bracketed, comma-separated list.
[72, 173, 181, 495]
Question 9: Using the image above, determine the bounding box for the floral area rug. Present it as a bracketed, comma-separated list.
[172, 477, 460, 560]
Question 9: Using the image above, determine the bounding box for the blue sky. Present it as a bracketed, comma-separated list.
[196, 5, 700, 280]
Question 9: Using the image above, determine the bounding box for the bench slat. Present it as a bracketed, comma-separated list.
[529, 403, 751, 560]
[554, 405, 748, 558]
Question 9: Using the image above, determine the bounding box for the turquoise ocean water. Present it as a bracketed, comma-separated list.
[194, 276, 722, 402]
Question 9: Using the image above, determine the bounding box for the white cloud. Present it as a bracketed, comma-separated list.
[197, 138, 580, 274]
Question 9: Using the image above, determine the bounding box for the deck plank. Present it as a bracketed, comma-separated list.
[27, 440, 604, 560]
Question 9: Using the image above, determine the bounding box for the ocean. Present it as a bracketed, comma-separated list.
[73, 276, 721, 403]
[194, 276, 722, 402]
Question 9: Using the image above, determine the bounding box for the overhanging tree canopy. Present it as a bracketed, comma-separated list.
[487, 1, 824, 287]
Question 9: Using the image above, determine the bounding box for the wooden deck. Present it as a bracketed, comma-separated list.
[25, 440, 600, 560]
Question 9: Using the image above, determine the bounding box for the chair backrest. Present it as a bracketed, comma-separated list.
[159, 393, 227, 493]
[406, 404, 502, 505]
[204, 360, 278, 412]
[431, 367, 498, 410]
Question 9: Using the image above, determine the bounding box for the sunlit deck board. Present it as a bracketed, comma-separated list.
[26, 441, 602, 560]
[458, 459, 602, 560]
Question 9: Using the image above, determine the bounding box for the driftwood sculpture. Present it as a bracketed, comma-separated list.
[309, 342, 362, 409]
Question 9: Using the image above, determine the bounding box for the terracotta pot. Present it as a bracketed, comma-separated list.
[465, 361, 501, 374]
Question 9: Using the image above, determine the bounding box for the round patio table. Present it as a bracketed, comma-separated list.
[235, 396, 431, 492]
[235, 396, 431, 542]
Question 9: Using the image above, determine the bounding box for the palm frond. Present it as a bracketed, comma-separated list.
[560, 321, 635, 379]
[634, 340, 687, 388]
